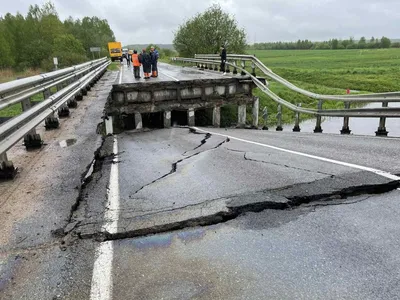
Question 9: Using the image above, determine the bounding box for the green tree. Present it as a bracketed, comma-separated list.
[358, 36, 366, 49]
[381, 36, 391, 48]
[331, 39, 339, 49]
[173, 4, 247, 57]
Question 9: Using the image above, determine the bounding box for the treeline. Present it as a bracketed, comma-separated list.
[124, 44, 177, 59]
[249, 36, 399, 50]
[0, 1, 115, 70]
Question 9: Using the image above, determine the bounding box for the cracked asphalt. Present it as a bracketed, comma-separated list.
[1, 63, 400, 299]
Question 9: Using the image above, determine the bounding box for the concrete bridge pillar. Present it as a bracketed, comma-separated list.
[164, 111, 171, 128]
[252, 97, 259, 128]
[188, 108, 195, 126]
[105, 116, 114, 135]
[134, 112, 143, 129]
[238, 104, 247, 127]
[213, 106, 221, 127]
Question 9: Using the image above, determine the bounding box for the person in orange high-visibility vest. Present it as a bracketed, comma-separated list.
[131, 50, 141, 79]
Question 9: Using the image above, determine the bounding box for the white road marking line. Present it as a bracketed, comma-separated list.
[90, 137, 119, 300]
[102, 137, 120, 234]
[90, 241, 114, 300]
[193, 127, 400, 181]
[158, 70, 180, 82]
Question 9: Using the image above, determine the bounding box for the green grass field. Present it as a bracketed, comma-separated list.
[246, 48, 400, 126]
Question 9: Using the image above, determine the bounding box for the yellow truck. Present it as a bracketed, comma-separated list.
[108, 42, 122, 62]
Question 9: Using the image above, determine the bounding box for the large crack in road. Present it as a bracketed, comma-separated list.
[70, 129, 400, 243]
[128, 134, 229, 199]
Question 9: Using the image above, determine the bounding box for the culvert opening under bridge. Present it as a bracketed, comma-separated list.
[142, 112, 164, 128]
[195, 108, 213, 126]
[171, 110, 188, 126]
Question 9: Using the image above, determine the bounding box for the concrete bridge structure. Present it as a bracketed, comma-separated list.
[105, 63, 259, 133]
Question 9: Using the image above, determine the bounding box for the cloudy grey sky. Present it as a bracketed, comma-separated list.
[2, 0, 399, 45]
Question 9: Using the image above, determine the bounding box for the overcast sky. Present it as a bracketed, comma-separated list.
[2, 0, 399, 45]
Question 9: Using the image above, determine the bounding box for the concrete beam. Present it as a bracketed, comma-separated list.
[188, 108, 195, 126]
[164, 111, 171, 128]
[213, 106, 221, 128]
[134, 112, 143, 129]
[238, 104, 246, 127]
[252, 97, 259, 128]
[105, 116, 114, 135]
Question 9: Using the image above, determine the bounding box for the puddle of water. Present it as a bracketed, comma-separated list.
[59, 139, 77, 148]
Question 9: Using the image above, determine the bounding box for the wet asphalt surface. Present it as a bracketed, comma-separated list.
[1, 63, 400, 299]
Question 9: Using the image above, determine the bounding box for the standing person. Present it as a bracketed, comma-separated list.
[138, 48, 151, 79]
[131, 50, 141, 79]
[150, 46, 159, 77]
[220, 45, 227, 75]
[127, 50, 132, 67]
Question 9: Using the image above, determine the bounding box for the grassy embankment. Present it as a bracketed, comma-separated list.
[249, 48, 400, 126]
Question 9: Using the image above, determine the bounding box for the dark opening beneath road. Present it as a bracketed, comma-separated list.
[172, 110, 188, 126]
[221, 104, 238, 127]
[123, 114, 136, 130]
[195, 108, 213, 126]
[142, 112, 164, 128]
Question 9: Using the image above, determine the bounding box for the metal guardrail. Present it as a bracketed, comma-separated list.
[0, 58, 111, 179]
[172, 55, 400, 136]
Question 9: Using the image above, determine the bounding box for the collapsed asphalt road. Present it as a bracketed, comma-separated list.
[75, 126, 399, 299]
[74, 127, 400, 242]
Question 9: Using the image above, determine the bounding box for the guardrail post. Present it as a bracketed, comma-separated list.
[238, 104, 247, 128]
[67, 97, 78, 108]
[251, 62, 256, 76]
[240, 60, 246, 75]
[293, 103, 301, 132]
[252, 97, 259, 128]
[212, 106, 221, 127]
[45, 112, 59, 129]
[43, 88, 51, 99]
[226, 62, 231, 73]
[375, 102, 389, 136]
[340, 102, 351, 134]
[58, 104, 70, 118]
[214, 63, 218, 71]
[276, 104, 283, 131]
[262, 106, 268, 130]
[0, 152, 17, 180]
[233, 61, 238, 74]
[56, 83, 63, 92]
[314, 100, 323, 133]
[164, 111, 171, 128]
[188, 108, 195, 126]
[21, 98, 43, 149]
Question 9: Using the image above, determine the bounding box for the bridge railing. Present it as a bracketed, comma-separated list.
[172, 55, 400, 135]
[0, 58, 111, 179]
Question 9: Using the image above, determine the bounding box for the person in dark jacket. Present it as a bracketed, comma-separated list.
[138, 49, 151, 79]
[150, 46, 159, 77]
[220, 45, 227, 75]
